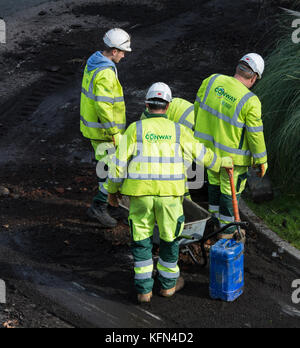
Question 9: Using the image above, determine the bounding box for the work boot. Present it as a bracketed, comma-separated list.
[137, 291, 152, 303]
[107, 205, 129, 221]
[160, 276, 185, 298]
[87, 201, 117, 228]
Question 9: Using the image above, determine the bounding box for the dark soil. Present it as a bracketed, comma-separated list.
[0, 0, 300, 328]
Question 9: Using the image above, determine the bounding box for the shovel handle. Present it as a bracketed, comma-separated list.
[226, 167, 240, 222]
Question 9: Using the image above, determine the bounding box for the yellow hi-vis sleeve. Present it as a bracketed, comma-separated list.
[180, 125, 221, 173]
[245, 96, 267, 165]
[94, 70, 121, 136]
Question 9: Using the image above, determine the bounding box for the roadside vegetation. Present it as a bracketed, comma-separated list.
[246, 193, 300, 249]
[254, 12, 300, 189]
[247, 7, 300, 249]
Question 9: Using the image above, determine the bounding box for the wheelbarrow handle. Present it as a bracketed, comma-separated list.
[201, 221, 249, 243]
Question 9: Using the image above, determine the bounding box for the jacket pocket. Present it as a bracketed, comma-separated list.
[128, 219, 133, 237]
[175, 215, 185, 238]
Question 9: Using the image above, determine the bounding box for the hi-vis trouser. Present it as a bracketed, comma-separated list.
[208, 166, 248, 234]
[128, 196, 185, 294]
[91, 140, 115, 203]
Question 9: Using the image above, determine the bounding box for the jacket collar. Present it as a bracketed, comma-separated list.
[143, 110, 168, 119]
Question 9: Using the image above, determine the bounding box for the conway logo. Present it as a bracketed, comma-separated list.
[145, 132, 172, 143]
[215, 86, 237, 103]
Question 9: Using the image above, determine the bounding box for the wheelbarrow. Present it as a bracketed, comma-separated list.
[119, 196, 248, 267]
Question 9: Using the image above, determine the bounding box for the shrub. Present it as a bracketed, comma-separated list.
[254, 11, 300, 189]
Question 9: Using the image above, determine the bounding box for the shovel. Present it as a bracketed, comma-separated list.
[225, 167, 244, 242]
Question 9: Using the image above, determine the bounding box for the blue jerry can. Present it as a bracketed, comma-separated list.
[209, 239, 244, 302]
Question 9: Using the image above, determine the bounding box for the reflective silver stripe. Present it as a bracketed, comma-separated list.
[209, 205, 220, 219]
[114, 96, 125, 103]
[207, 153, 217, 169]
[158, 269, 180, 279]
[209, 205, 219, 212]
[136, 121, 180, 145]
[135, 121, 145, 160]
[81, 115, 107, 129]
[136, 121, 143, 143]
[195, 146, 207, 164]
[219, 214, 235, 222]
[252, 151, 267, 159]
[94, 95, 115, 103]
[81, 88, 96, 100]
[158, 258, 178, 269]
[195, 95, 201, 104]
[203, 74, 220, 104]
[80, 115, 125, 130]
[134, 259, 153, 268]
[82, 88, 124, 104]
[128, 173, 185, 181]
[194, 131, 251, 156]
[89, 67, 111, 93]
[180, 119, 194, 129]
[116, 123, 126, 129]
[196, 77, 255, 129]
[108, 175, 124, 183]
[134, 272, 153, 280]
[99, 182, 108, 195]
[232, 92, 255, 124]
[178, 105, 194, 129]
[95, 96, 124, 103]
[246, 125, 264, 132]
[99, 121, 116, 129]
[133, 120, 183, 164]
[81, 66, 123, 103]
[80, 116, 115, 129]
[199, 101, 245, 128]
[175, 123, 181, 144]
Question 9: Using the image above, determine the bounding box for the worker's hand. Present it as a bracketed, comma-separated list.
[221, 156, 234, 169]
[116, 192, 123, 200]
[108, 193, 119, 207]
[113, 133, 122, 148]
[256, 162, 268, 178]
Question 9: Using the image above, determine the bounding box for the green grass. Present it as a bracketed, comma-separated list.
[245, 192, 300, 250]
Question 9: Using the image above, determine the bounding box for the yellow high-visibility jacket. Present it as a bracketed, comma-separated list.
[194, 74, 267, 166]
[107, 113, 221, 196]
[166, 98, 195, 130]
[80, 63, 126, 142]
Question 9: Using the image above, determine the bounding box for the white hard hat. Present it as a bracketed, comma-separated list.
[103, 28, 132, 52]
[240, 53, 265, 79]
[145, 82, 172, 104]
